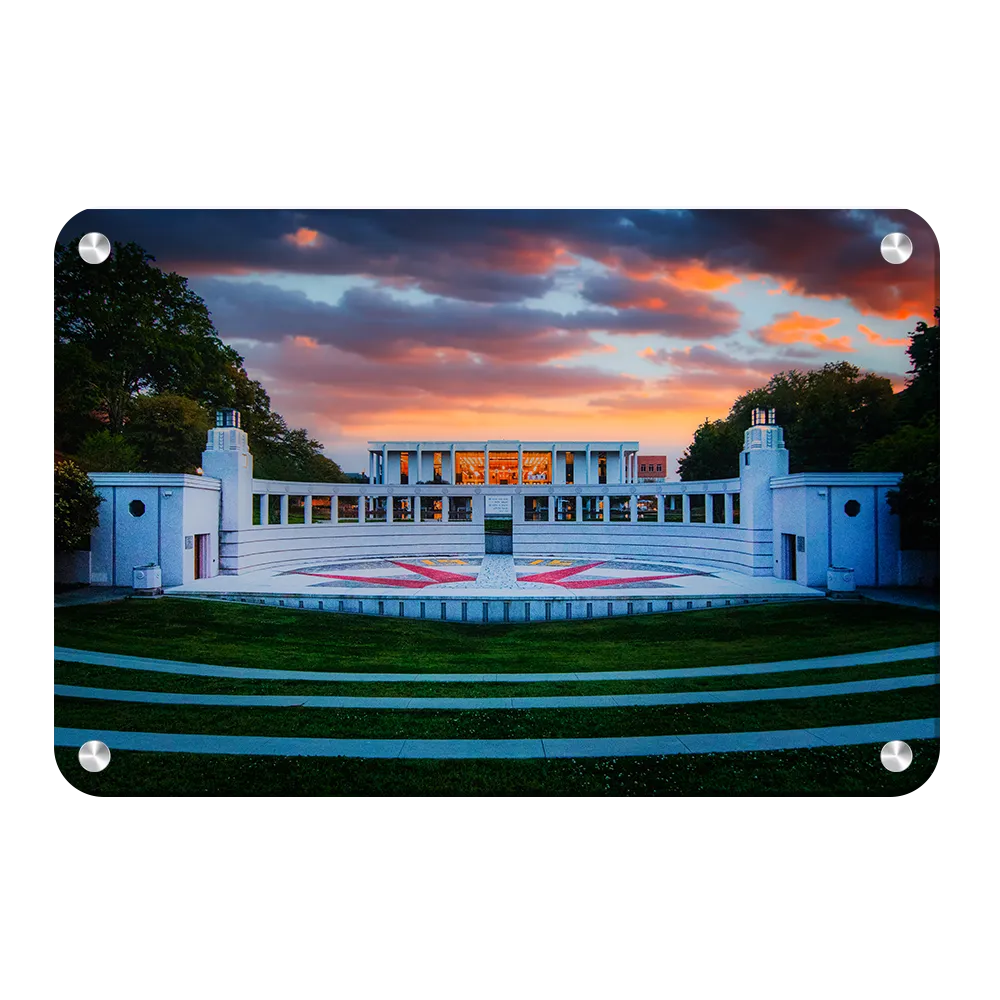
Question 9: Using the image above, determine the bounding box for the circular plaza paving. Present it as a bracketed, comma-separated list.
[173, 552, 822, 602]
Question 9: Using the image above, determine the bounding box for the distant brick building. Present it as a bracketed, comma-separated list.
[637, 455, 667, 482]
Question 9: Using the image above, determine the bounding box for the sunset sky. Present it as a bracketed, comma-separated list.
[58, 209, 938, 476]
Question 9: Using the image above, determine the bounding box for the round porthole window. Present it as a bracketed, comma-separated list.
[844, 499, 861, 517]
[128, 499, 146, 517]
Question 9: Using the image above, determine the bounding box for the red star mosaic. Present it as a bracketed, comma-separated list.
[294, 560, 477, 590]
[518, 561, 697, 590]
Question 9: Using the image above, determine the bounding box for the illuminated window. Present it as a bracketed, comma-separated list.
[555, 496, 576, 521]
[454, 451, 484, 485]
[433, 452, 442, 483]
[400, 452, 409, 485]
[421, 496, 443, 521]
[393, 496, 414, 521]
[488, 451, 519, 485]
[522, 452, 551, 484]
[524, 496, 548, 521]
[598, 452, 607, 484]
[565, 451, 574, 484]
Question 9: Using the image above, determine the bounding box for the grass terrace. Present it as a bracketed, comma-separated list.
[54, 596, 940, 796]
[55, 596, 940, 675]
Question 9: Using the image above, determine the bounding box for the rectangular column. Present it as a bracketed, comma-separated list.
[359, 495, 366, 523]
[304, 496, 313, 525]
[414, 493, 421, 522]
[619, 444, 625, 484]
[657, 494, 664, 522]
[387, 495, 394, 523]
[442, 494, 449, 522]
[575, 495, 583, 521]
[279, 494, 289, 525]
[517, 445, 523, 486]
[548, 494, 555, 521]
[602, 494, 610, 522]
[724, 493, 734, 525]
[682, 493, 691, 523]
[630, 493, 638, 522]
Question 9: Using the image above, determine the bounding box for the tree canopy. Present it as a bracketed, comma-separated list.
[55, 460, 104, 551]
[677, 362, 897, 480]
[55, 236, 351, 482]
[55, 239, 239, 439]
[677, 312, 940, 550]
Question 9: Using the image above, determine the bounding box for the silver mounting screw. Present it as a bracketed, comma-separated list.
[880, 740, 913, 772]
[880, 232, 912, 265]
[78, 740, 111, 772]
[78, 232, 111, 265]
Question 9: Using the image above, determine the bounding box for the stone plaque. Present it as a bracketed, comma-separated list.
[484, 495, 513, 516]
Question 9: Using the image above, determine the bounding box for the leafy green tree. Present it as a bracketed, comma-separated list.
[253, 426, 349, 482]
[55, 237, 360, 482]
[677, 418, 745, 480]
[125, 394, 212, 473]
[55, 460, 104, 551]
[76, 430, 141, 472]
[851, 421, 939, 476]
[888, 463, 939, 550]
[857, 308, 940, 550]
[304, 448, 349, 483]
[896, 308, 940, 422]
[55, 237, 242, 447]
[678, 362, 897, 479]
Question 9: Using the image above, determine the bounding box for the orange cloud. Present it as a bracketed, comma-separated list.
[285, 227, 320, 247]
[291, 335, 319, 349]
[858, 324, 910, 347]
[552, 246, 580, 268]
[752, 311, 854, 352]
[667, 263, 741, 292]
[488, 243, 579, 275]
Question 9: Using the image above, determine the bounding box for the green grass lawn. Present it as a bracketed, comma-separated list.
[54, 656, 939, 699]
[53, 597, 940, 796]
[54, 739, 940, 796]
[54, 685, 939, 740]
[55, 597, 939, 675]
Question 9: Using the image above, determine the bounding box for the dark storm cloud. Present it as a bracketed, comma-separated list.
[247, 341, 639, 403]
[190, 278, 739, 361]
[57, 208, 938, 318]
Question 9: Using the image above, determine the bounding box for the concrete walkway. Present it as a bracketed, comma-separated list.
[54, 718, 940, 758]
[858, 588, 940, 612]
[54, 642, 940, 684]
[55, 587, 132, 609]
[54, 673, 939, 709]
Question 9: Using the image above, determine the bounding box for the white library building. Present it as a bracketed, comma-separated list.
[59, 408, 934, 623]
[366, 441, 643, 488]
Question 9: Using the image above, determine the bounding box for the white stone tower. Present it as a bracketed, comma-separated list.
[738, 407, 789, 536]
[202, 409, 253, 532]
